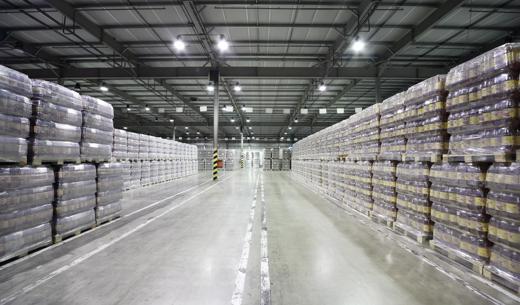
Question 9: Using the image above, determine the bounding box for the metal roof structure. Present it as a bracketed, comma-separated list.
[0, 0, 519, 142]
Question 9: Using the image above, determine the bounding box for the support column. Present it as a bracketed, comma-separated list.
[211, 69, 220, 181]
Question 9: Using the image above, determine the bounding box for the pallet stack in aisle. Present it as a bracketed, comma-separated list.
[30, 80, 83, 165]
[112, 129, 128, 160]
[54, 164, 97, 242]
[346, 104, 379, 160]
[379, 92, 406, 161]
[224, 149, 240, 171]
[343, 161, 373, 216]
[395, 162, 433, 242]
[0, 66, 32, 164]
[80, 96, 113, 163]
[96, 163, 124, 224]
[485, 163, 520, 291]
[281, 149, 291, 170]
[372, 161, 397, 224]
[0, 167, 54, 262]
[429, 162, 489, 273]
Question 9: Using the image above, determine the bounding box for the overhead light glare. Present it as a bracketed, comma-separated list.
[169, 119, 174, 123]
[173, 36, 185, 51]
[99, 82, 109, 92]
[318, 83, 326, 92]
[351, 39, 366, 52]
[207, 83, 215, 92]
[246, 117, 251, 123]
[233, 82, 241, 92]
[123, 126, 128, 130]
[230, 118, 235, 123]
[145, 104, 150, 111]
[217, 35, 229, 52]
[288, 126, 292, 130]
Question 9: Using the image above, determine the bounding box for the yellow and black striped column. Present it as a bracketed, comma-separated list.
[240, 153, 244, 169]
[213, 149, 218, 180]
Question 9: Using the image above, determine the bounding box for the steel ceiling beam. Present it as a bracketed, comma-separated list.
[378, 0, 466, 75]
[18, 66, 447, 80]
[114, 121, 333, 128]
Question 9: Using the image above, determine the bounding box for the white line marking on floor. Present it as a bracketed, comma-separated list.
[0, 174, 233, 305]
[260, 174, 271, 305]
[0, 177, 213, 272]
[231, 174, 259, 305]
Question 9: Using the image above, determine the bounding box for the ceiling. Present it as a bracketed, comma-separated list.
[0, 0, 519, 142]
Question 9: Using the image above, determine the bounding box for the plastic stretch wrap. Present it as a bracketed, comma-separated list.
[31, 79, 82, 110]
[0, 185, 54, 213]
[0, 223, 52, 262]
[55, 195, 96, 218]
[97, 162, 124, 177]
[0, 65, 32, 97]
[81, 95, 114, 119]
[97, 178, 124, 193]
[32, 100, 82, 127]
[0, 136, 27, 163]
[56, 180, 97, 201]
[141, 161, 151, 185]
[56, 164, 96, 182]
[0, 89, 32, 118]
[81, 127, 113, 145]
[121, 162, 131, 189]
[80, 142, 111, 161]
[96, 189, 123, 206]
[54, 209, 95, 236]
[0, 112, 30, 138]
[489, 243, 520, 278]
[486, 162, 520, 192]
[0, 204, 53, 235]
[445, 43, 520, 90]
[32, 120, 81, 142]
[82, 112, 114, 132]
[96, 201, 122, 223]
[0, 166, 54, 190]
[31, 139, 80, 162]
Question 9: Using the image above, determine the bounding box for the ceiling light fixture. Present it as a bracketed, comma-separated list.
[126, 104, 131, 111]
[318, 82, 327, 92]
[233, 82, 241, 92]
[288, 126, 292, 130]
[169, 119, 174, 123]
[217, 34, 229, 52]
[351, 38, 366, 52]
[230, 118, 235, 123]
[99, 82, 109, 92]
[246, 117, 251, 123]
[294, 118, 299, 123]
[123, 126, 128, 130]
[207, 82, 215, 92]
[145, 104, 150, 111]
[173, 35, 185, 51]
[248, 126, 252, 129]
[185, 126, 189, 130]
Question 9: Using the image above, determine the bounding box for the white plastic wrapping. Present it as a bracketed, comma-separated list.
[55, 180, 97, 201]
[96, 201, 122, 223]
[81, 95, 114, 119]
[0, 65, 32, 97]
[0, 204, 53, 235]
[0, 89, 32, 118]
[80, 142, 112, 162]
[31, 79, 82, 110]
[54, 195, 96, 218]
[81, 127, 113, 145]
[54, 209, 95, 236]
[32, 100, 82, 127]
[82, 112, 114, 132]
[31, 139, 80, 163]
[0, 112, 30, 138]
[32, 120, 81, 142]
[0, 136, 28, 163]
[56, 164, 96, 182]
[0, 223, 52, 262]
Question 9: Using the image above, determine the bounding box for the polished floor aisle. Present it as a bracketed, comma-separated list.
[0, 170, 517, 305]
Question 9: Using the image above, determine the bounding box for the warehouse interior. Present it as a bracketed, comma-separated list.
[1, 1, 520, 305]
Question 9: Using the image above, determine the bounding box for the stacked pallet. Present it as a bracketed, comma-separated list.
[80, 96, 113, 162]
[372, 161, 397, 225]
[379, 92, 406, 161]
[112, 129, 128, 160]
[127, 132, 139, 160]
[96, 163, 124, 224]
[0, 167, 54, 261]
[31, 80, 83, 164]
[343, 161, 372, 216]
[54, 164, 97, 242]
[484, 163, 520, 290]
[0, 66, 32, 163]
[346, 104, 379, 160]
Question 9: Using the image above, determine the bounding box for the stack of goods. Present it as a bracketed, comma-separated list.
[263, 148, 272, 170]
[445, 43, 520, 160]
[112, 129, 128, 160]
[197, 147, 212, 171]
[485, 163, 520, 288]
[129, 161, 141, 189]
[343, 161, 373, 215]
[224, 149, 240, 171]
[30, 80, 83, 164]
[281, 148, 291, 170]
[319, 161, 329, 194]
[138, 134, 149, 160]
[430, 162, 490, 265]
[0, 166, 54, 262]
[80, 96, 114, 162]
[347, 103, 380, 160]
[96, 163, 124, 224]
[150, 161, 160, 184]
[281, 160, 291, 171]
[327, 161, 342, 202]
[271, 158, 281, 171]
[54, 164, 96, 241]
[404, 75, 448, 161]
[148, 137, 158, 160]
[127, 132, 139, 160]
[140, 161, 151, 186]
[122, 162, 132, 190]
[395, 162, 433, 240]
[0, 66, 32, 164]
[379, 92, 407, 161]
[372, 161, 397, 223]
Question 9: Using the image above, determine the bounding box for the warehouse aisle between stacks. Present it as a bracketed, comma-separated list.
[1, 170, 517, 305]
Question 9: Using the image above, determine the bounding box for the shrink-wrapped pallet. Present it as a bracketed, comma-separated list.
[429, 163, 490, 261]
[130, 161, 141, 189]
[445, 43, 520, 158]
[379, 92, 407, 160]
[80, 96, 114, 162]
[96, 163, 124, 224]
[343, 161, 372, 215]
[112, 129, 128, 160]
[31, 80, 84, 164]
[404, 75, 448, 159]
[0, 65, 33, 98]
[347, 104, 380, 160]
[0, 166, 54, 262]
[139, 134, 149, 160]
[372, 161, 397, 221]
[127, 132, 139, 160]
[485, 163, 520, 286]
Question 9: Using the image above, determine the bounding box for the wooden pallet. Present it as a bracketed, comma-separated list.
[393, 222, 432, 244]
[53, 224, 96, 243]
[483, 265, 520, 296]
[371, 212, 394, 228]
[81, 158, 111, 164]
[96, 215, 121, 226]
[0, 240, 52, 265]
[31, 158, 81, 166]
[401, 154, 443, 163]
[429, 240, 485, 274]
[443, 153, 514, 163]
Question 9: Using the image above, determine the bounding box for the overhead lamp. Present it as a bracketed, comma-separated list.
[126, 104, 131, 111]
[280, 137, 284, 140]
[186, 132, 190, 135]
[241, 104, 246, 111]
[318, 82, 326, 92]
[169, 119, 174, 123]
[284, 132, 288, 135]
[230, 118, 235, 123]
[288, 126, 292, 130]
[294, 118, 299, 123]
[246, 117, 251, 123]
[207, 82, 215, 92]
[248, 126, 252, 129]
[196, 131, 200, 135]
[233, 82, 241, 92]
[99, 82, 109, 92]
[145, 104, 150, 111]
[217, 35, 229, 52]
[235, 126, 239, 130]
[173, 35, 185, 51]
[123, 126, 128, 130]
[185, 126, 189, 130]
[351, 38, 366, 52]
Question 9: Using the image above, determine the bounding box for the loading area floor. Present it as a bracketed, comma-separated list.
[0, 170, 517, 305]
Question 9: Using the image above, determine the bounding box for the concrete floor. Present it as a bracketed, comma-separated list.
[0, 170, 517, 305]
